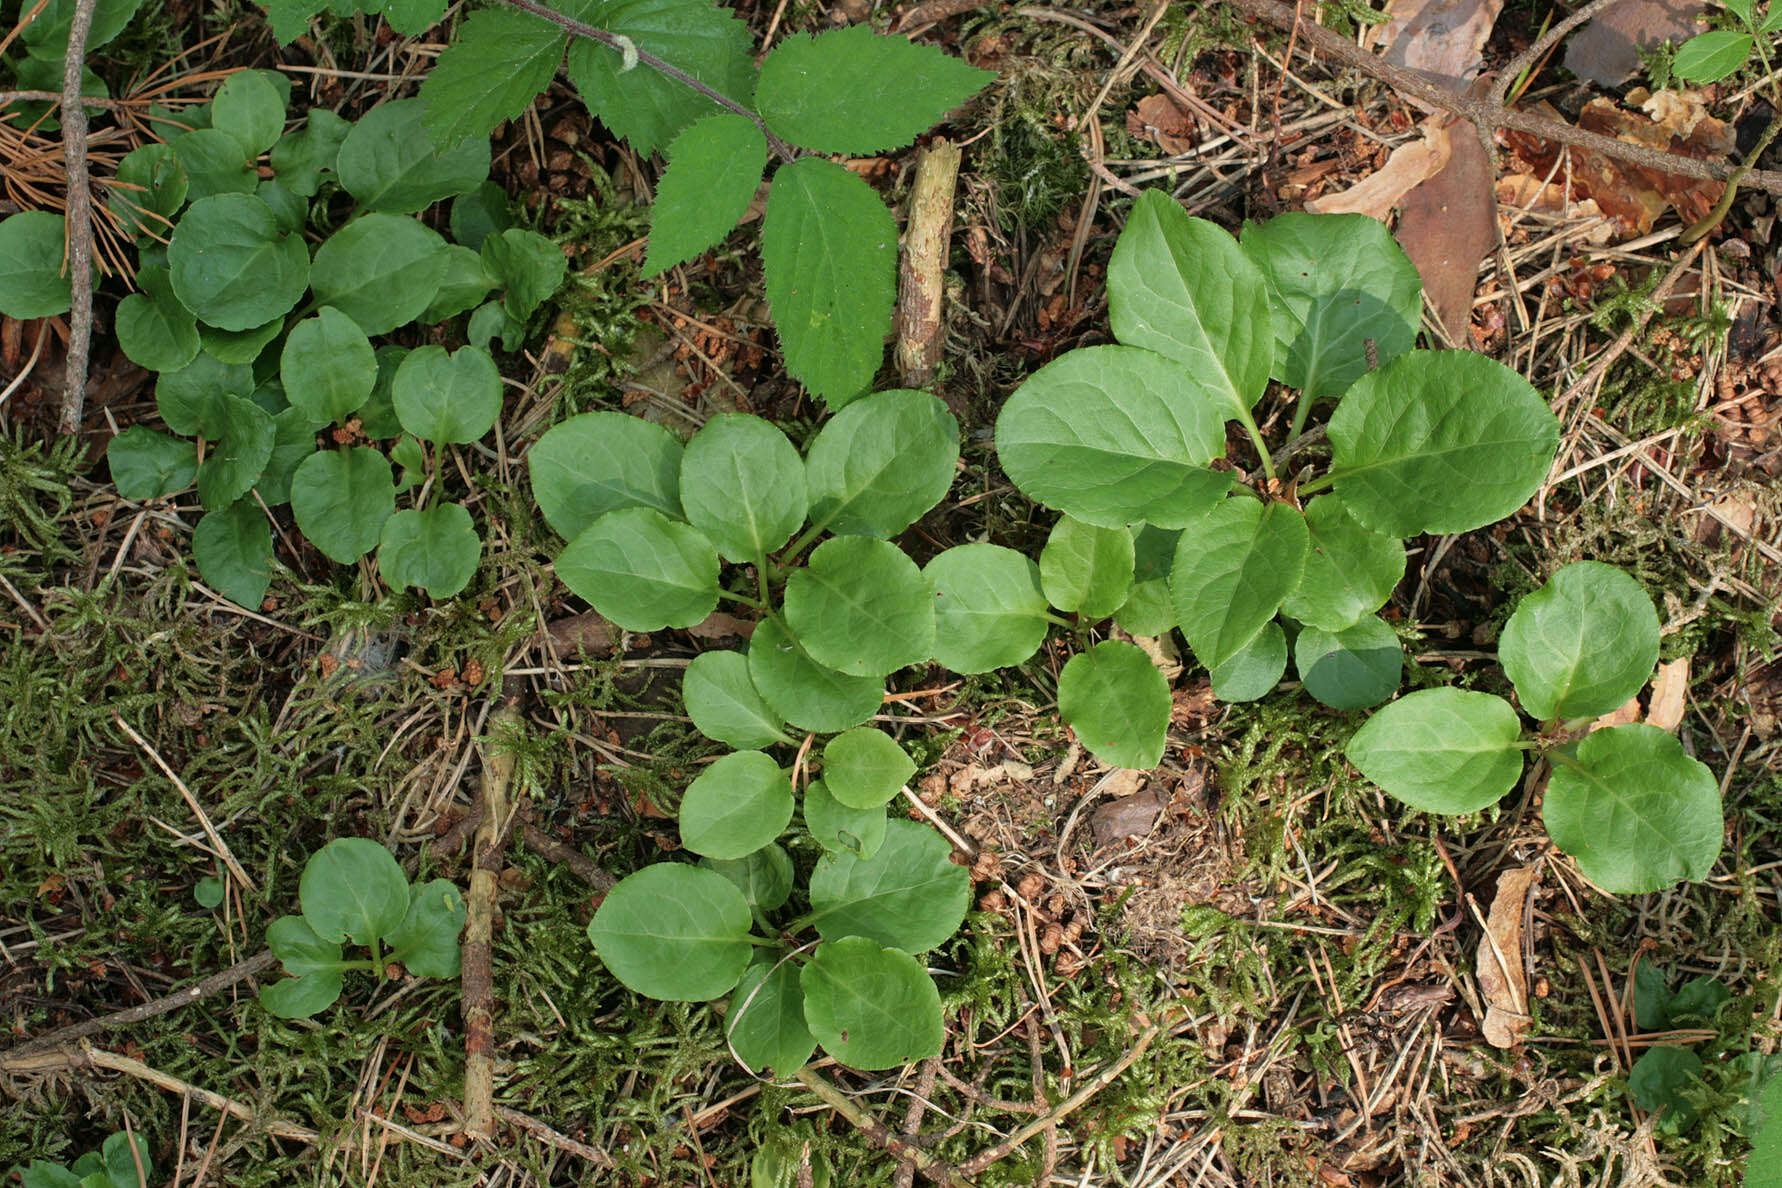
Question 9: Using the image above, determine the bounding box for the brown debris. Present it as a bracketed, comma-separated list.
[1395, 117, 1497, 344]
[1564, 0, 1706, 86]
[1476, 867, 1537, 1048]
[1306, 117, 1453, 220]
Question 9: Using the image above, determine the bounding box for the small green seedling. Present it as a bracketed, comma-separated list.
[14, 1131, 151, 1188]
[1670, 0, 1782, 82]
[259, 837, 465, 1018]
[193, 874, 225, 908]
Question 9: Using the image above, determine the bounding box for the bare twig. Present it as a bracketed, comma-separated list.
[519, 821, 617, 891]
[462, 703, 521, 1140]
[895, 139, 961, 389]
[891, 1056, 943, 1188]
[494, 1106, 615, 1166]
[57, 0, 97, 437]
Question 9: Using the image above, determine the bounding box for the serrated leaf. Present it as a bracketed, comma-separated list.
[645, 113, 766, 276]
[392, 344, 501, 443]
[1673, 29, 1753, 82]
[212, 69, 287, 156]
[1108, 189, 1272, 415]
[193, 501, 273, 607]
[1057, 639, 1170, 769]
[556, 507, 719, 630]
[679, 750, 794, 860]
[195, 395, 276, 509]
[529, 410, 684, 539]
[116, 266, 199, 372]
[1327, 350, 1559, 537]
[166, 195, 308, 331]
[679, 414, 806, 562]
[1280, 495, 1406, 631]
[1499, 561, 1660, 722]
[728, 960, 815, 1077]
[588, 862, 754, 1000]
[311, 214, 450, 335]
[281, 307, 376, 424]
[419, 8, 566, 149]
[385, 878, 465, 977]
[807, 819, 969, 953]
[801, 937, 942, 1070]
[755, 25, 991, 154]
[1544, 724, 1721, 893]
[804, 388, 959, 537]
[110, 426, 197, 499]
[994, 345, 1231, 529]
[1170, 499, 1309, 672]
[290, 446, 397, 563]
[761, 157, 897, 406]
[1209, 620, 1285, 702]
[336, 98, 489, 213]
[379, 503, 480, 597]
[783, 536, 933, 676]
[1294, 616, 1401, 710]
[700, 844, 793, 912]
[924, 543, 1050, 674]
[747, 617, 883, 734]
[1239, 211, 1421, 398]
[822, 728, 914, 810]
[803, 777, 886, 858]
[1347, 688, 1523, 813]
[1040, 515, 1134, 619]
[300, 837, 410, 945]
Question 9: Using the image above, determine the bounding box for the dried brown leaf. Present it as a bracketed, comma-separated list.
[1647, 657, 1690, 731]
[1382, 0, 1504, 82]
[1396, 118, 1496, 343]
[1564, 0, 1706, 86]
[1477, 866, 1537, 1047]
[1127, 92, 1199, 155]
[1307, 118, 1452, 220]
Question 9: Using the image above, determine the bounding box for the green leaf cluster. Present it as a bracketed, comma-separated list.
[1671, 0, 1782, 83]
[101, 77, 567, 606]
[258, 837, 465, 1018]
[15, 1132, 151, 1188]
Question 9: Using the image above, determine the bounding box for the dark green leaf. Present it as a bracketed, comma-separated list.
[392, 344, 501, 443]
[0, 211, 74, 318]
[555, 507, 719, 630]
[256, 407, 318, 506]
[193, 501, 272, 608]
[378, 503, 480, 597]
[783, 536, 933, 676]
[111, 143, 188, 239]
[289, 446, 397, 563]
[257, 969, 343, 1018]
[1170, 499, 1309, 672]
[804, 388, 958, 537]
[727, 960, 814, 1077]
[1294, 616, 1401, 710]
[281, 307, 376, 424]
[269, 108, 349, 197]
[110, 427, 196, 499]
[116, 265, 199, 372]
[22, 0, 143, 56]
[450, 180, 511, 250]
[311, 213, 450, 335]
[481, 227, 566, 320]
[645, 113, 766, 276]
[194, 395, 276, 509]
[197, 315, 284, 365]
[385, 878, 465, 978]
[336, 98, 490, 213]
[1629, 1046, 1705, 1133]
[167, 195, 309, 331]
[172, 129, 258, 200]
[418, 245, 495, 322]
[212, 69, 287, 156]
[1057, 639, 1170, 769]
[419, 8, 566, 148]
[156, 353, 254, 437]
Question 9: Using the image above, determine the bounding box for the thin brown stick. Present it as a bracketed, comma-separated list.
[519, 819, 618, 891]
[462, 703, 520, 1140]
[795, 1068, 973, 1188]
[56, 0, 97, 437]
[494, 1106, 615, 1166]
[891, 1056, 943, 1188]
[0, 89, 144, 109]
[895, 139, 961, 390]
[0, 950, 276, 1064]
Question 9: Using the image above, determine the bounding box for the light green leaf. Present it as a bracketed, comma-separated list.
[110, 426, 196, 499]
[391, 344, 501, 444]
[728, 960, 815, 1077]
[267, 913, 349, 976]
[700, 844, 794, 912]
[167, 195, 309, 331]
[1544, 725, 1721, 893]
[212, 69, 287, 156]
[1346, 688, 1523, 813]
[255, 407, 315, 505]
[111, 143, 188, 240]
[156, 353, 254, 437]
[418, 245, 495, 322]
[761, 157, 897, 406]
[269, 108, 349, 196]
[679, 750, 794, 860]
[93, 1130, 153, 1188]
[555, 507, 719, 630]
[529, 410, 684, 539]
[924, 543, 1050, 674]
[419, 8, 566, 148]
[805, 388, 959, 537]
[1280, 495, 1406, 631]
[383, 0, 450, 34]
[1748, 1069, 1782, 1179]
[1673, 29, 1753, 81]
[803, 777, 886, 858]
[1115, 578, 1174, 637]
[257, 969, 343, 1018]
[755, 25, 992, 154]
[281, 307, 376, 425]
[1040, 515, 1134, 619]
[198, 315, 284, 366]
[1500, 561, 1661, 722]
[22, 0, 143, 56]
[1057, 639, 1170, 769]
[385, 878, 465, 978]
[994, 345, 1230, 529]
[378, 503, 480, 597]
[747, 617, 883, 733]
[311, 214, 450, 336]
[300, 837, 410, 945]
[481, 227, 566, 320]
[807, 819, 969, 953]
[116, 266, 199, 372]
[289, 446, 397, 563]
[822, 727, 915, 810]
[783, 536, 933, 676]
[1170, 499, 1309, 672]
[195, 395, 275, 509]
[679, 414, 807, 562]
[451, 181, 511, 250]
[1294, 616, 1401, 710]
[801, 937, 942, 1070]
[1209, 620, 1285, 702]
[1238, 211, 1421, 398]
[336, 98, 490, 213]
[193, 501, 273, 607]
[684, 650, 792, 749]
[588, 862, 754, 1000]
[1108, 189, 1272, 415]
[171, 129, 258, 200]
[1327, 350, 1560, 537]
[645, 113, 766, 276]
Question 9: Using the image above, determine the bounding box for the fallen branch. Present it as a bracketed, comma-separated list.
[57, 0, 97, 437]
[895, 138, 961, 389]
[519, 817, 617, 891]
[795, 1068, 972, 1188]
[462, 703, 522, 1140]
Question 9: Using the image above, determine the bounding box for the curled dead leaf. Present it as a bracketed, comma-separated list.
[1477, 866, 1537, 1048]
[1306, 117, 1452, 220]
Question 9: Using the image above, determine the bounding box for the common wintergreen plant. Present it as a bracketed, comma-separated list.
[258, 837, 465, 1018]
[95, 74, 566, 605]
[14, 1131, 151, 1188]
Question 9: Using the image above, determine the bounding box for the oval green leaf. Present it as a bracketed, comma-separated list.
[1209, 620, 1286, 702]
[0, 211, 74, 318]
[700, 843, 794, 912]
[1674, 29, 1754, 82]
[805, 388, 959, 537]
[299, 837, 410, 945]
[392, 344, 501, 444]
[728, 959, 815, 1077]
[335, 98, 491, 213]
[924, 542, 1050, 674]
[684, 649, 792, 749]
[1294, 616, 1402, 710]
[1499, 560, 1661, 722]
[289, 446, 397, 563]
[783, 536, 934, 677]
[1039, 514, 1134, 619]
[281, 307, 376, 425]
[679, 413, 807, 562]
[803, 777, 886, 858]
[529, 410, 685, 540]
[156, 353, 254, 438]
[385, 877, 466, 979]
[747, 617, 883, 734]
[801, 937, 943, 1071]
[822, 727, 915, 810]
[194, 394, 276, 510]
[1346, 688, 1523, 813]
[212, 68, 287, 156]
[588, 863, 754, 1001]
[644, 113, 767, 277]
[193, 500, 273, 608]
[807, 819, 969, 953]
[1280, 495, 1406, 632]
[115, 265, 200, 372]
[378, 503, 480, 598]
[555, 507, 719, 631]
[310, 213, 450, 336]
[1057, 639, 1170, 769]
[110, 426, 196, 500]
[1170, 498, 1310, 672]
[679, 750, 794, 861]
[166, 194, 309, 331]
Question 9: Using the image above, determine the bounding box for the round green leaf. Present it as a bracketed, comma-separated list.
[280, 307, 375, 425]
[193, 876, 225, 908]
[111, 142, 188, 240]
[212, 68, 287, 156]
[1544, 724, 1722, 894]
[289, 446, 396, 563]
[1170, 499, 1309, 672]
[684, 650, 792, 749]
[1499, 561, 1661, 722]
[115, 265, 199, 371]
[679, 414, 807, 561]
[258, 970, 343, 1018]
[822, 727, 915, 810]
[195, 394, 276, 509]
[198, 315, 284, 366]
[392, 344, 501, 444]
[167, 195, 309, 331]
[1328, 350, 1560, 537]
[1209, 620, 1286, 702]
[783, 536, 934, 677]
[299, 837, 410, 945]
[256, 406, 318, 506]
[378, 503, 480, 597]
[727, 960, 815, 1077]
[109, 426, 196, 499]
[256, 179, 307, 234]
[310, 214, 449, 336]
[803, 776, 886, 858]
[267, 912, 346, 976]
[1115, 578, 1175, 637]
[805, 388, 959, 537]
[924, 542, 1050, 674]
[156, 353, 254, 437]
[1238, 211, 1421, 398]
[747, 617, 883, 733]
[529, 410, 685, 539]
[270, 108, 349, 197]
[193, 500, 273, 608]
[995, 345, 1231, 529]
[801, 937, 943, 1070]
[679, 750, 794, 860]
[172, 129, 258, 200]
[1346, 688, 1523, 813]
[385, 877, 466, 979]
[335, 98, 491, 213]
[1629, 1045, 1706, 1134]
[1057, 639, 1170, 769]
[588, 863, 754, 1001]
[556, 507, 719, 630]
[0, 211, 74, 318]
[1294, 616, 1402, 710]
[808, 819, 969, 953]
[1280, 495, 1406, 631]
[700, 844, 794, 912]
[1040, 514, 1134, 619]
